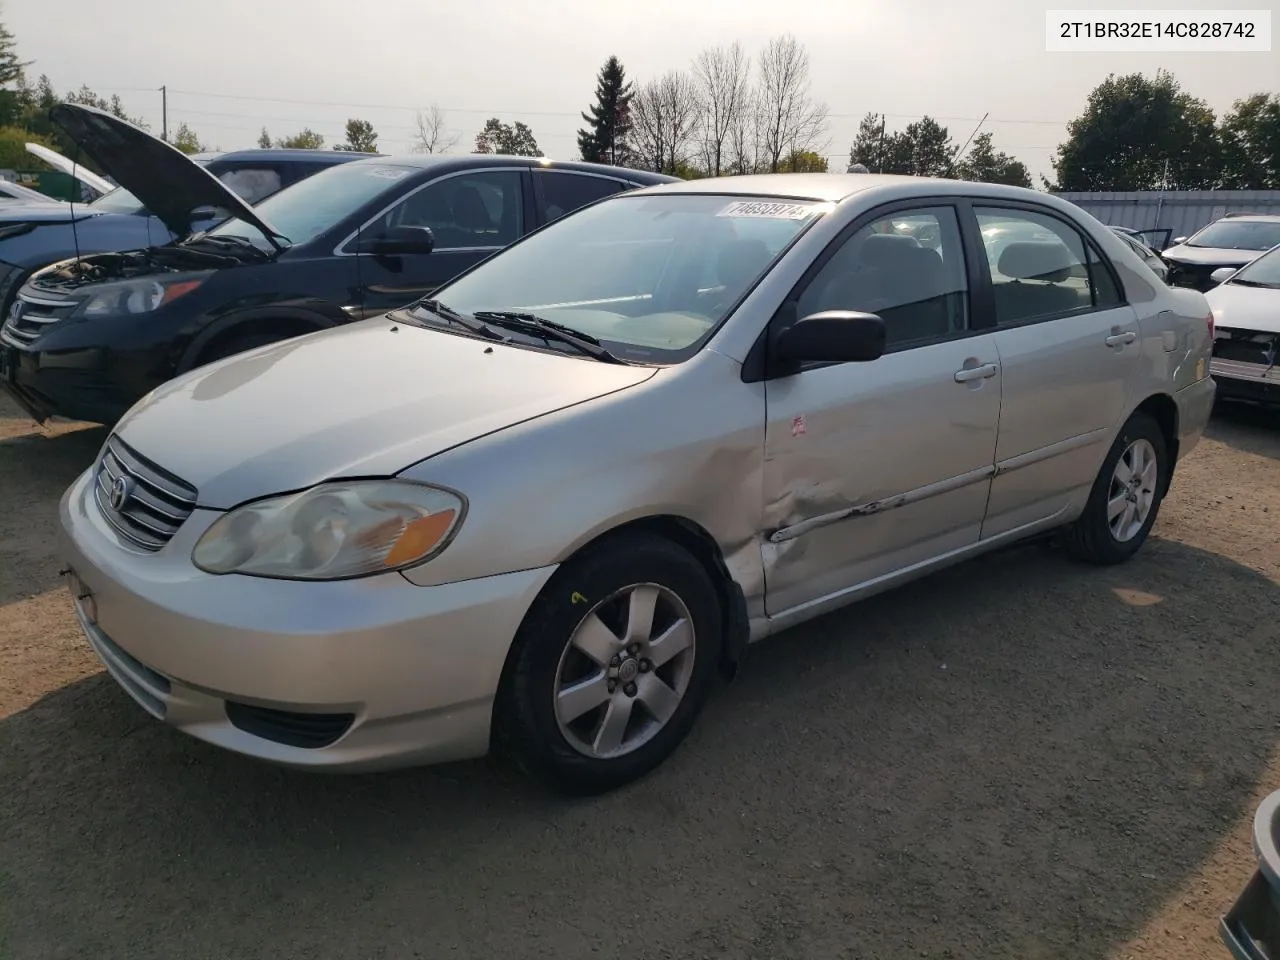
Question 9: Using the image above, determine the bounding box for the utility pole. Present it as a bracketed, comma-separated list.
[876, 114, 887, 173]
[159, 85, 167, 141]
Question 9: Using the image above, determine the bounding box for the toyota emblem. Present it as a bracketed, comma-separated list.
[109, 475, 134, 511]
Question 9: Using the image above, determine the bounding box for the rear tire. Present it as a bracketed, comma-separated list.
[1063, 411, 1168, 566]
[497, 532, 722, 796]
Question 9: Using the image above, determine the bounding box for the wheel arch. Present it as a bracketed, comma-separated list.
[176, 306, 342, 373]
[1132, 392, 1179, 496]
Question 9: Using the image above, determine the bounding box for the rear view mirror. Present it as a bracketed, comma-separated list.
[358, 225, 436, 256]
[774, 310, 886, 366]
[1210, 266, 1237, 285]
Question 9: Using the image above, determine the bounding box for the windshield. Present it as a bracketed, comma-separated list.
[208, 160, 414, 247]
[421, 193, 827, 363]
[1227, 243, 1280, 287]
[1185, 220, 1280, 251]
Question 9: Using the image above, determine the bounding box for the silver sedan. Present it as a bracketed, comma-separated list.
[56, 174, 1217, 794]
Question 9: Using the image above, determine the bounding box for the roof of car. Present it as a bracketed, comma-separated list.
[1212, 213, 1280, 222]
[633, 172, 1054, 204]
[320, 153, 678, 183]
[193, 148, 375, 164]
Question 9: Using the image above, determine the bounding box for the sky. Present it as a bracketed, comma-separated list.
[5, 0, 1278, 186]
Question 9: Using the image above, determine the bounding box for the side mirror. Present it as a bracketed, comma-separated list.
[1210, 266, 1237, 285]
[358, 225, 436, 256]
[190, 205, 229, 223]
[774, 310, 886, 366]
[1172, 236, 1188, 246]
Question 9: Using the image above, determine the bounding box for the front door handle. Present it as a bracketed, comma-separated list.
[954, 362, 999, 383]
[1105, 329, 1138, 348]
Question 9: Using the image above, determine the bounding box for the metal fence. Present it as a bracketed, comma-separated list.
[1053, 190, 1280, 249]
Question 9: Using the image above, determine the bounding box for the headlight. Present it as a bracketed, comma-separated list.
[192, 480, 466, 580]
[77, 272, 210, 319]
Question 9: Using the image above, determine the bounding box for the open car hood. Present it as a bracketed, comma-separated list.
[24, 141, 115, 196]
[48, 103, 287, 246]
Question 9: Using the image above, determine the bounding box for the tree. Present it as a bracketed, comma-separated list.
[1050, 70, 1221, 190]
[171, 122, 206, 155]
[257, 127, 272, 149]
[413, 103, 459, 153]
[0, 16, 31, 127]
[1218, 93, 1280, 189]
[691, 42, 751, 177]
[848, 112, 888, 171]
[778, 149, 828, 173]
[630, 71, 699, 175]
[334, 117, 378, 153]
[275, 127, 325, 149]
[63, 85, 149, 129]
[953, 131, 1031, 187]
[754, 34, 828, 173]
[473, 118, 539, 156]
[578, 55, 633, 165]
[870, 116, 954, 177]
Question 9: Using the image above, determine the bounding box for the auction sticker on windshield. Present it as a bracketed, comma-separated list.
[718, 200, 820, 220]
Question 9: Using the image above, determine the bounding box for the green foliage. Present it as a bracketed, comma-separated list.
[778, 149, 828, 173]
[1050, 70, 1220, 190]
[848, 112, 887, 170]
[274, 127, 325, 150]
[1218, 93, 1280, 189]
[954, 132, 1032, 188]
[257, 126, 271, 149]
[334, 118, 377, 153]
[473, 118, 539, 156]
[171, 122, 206, 155]
[578, 55, 633, 165]
[0, 123, 56, 169]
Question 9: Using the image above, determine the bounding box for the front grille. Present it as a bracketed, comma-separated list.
[0, 289, 78, 347]
[93, 434, 198, 551]
[224, 702, 355, 749]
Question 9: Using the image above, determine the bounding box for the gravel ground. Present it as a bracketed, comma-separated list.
[1, 391, 1277, 960]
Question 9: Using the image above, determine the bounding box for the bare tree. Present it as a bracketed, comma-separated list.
[755, 34, 828, 173]
[630, 70, 699, 175]
[413, 103, 460, 153]
[691, 42, 752, 177]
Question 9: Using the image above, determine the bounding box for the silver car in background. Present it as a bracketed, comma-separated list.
[57, 174, 1217, 794]
[1205, 242, 1280, 407]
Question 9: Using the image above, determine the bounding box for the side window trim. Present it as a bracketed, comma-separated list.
[333, 165, 528, 257]
[743, 196, 984, 383]
[971, 200, 1129, 331]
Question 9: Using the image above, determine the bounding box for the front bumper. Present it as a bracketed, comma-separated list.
[58, 467, 557, 772]
[1220, 790, 1280, 959]
[0, 339, 138, 425]
[1212, 358, 1280, 407]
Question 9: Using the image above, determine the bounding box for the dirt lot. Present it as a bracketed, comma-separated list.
[1, 391, 1278, 960]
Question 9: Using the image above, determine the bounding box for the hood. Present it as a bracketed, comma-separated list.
[115, 317, 659, 509]
[48, 103, 287, 247]
[0, 200, 94, 228]
[1162, 244, 1264, 267]
[24, 141, 115, 196]
[1206, 281, 1280, 335]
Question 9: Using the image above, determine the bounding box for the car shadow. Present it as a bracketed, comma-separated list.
[1209, 400, 1280, 460]
[0, 536, 1274, 959]
[0, 422, 106, 606]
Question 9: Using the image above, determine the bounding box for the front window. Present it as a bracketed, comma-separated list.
[422, 193, 828, 363]
[1226, 244, 1280, 287]
[1185, 220, 1280, 251]
[208, 161, 416, 247]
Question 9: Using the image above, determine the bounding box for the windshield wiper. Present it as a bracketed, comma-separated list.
[1230, 278, 1279, 288]
[414, 299, 507, 342]
[471, 311, 629, 364]
[182, 234, 275, 263]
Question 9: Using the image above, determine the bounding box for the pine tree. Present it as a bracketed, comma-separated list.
[577, 56, 633, 165]
[0, 17, 31, 127]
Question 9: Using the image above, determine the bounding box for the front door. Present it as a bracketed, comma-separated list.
[761, 203, 1002, 616]
[354, 169, 528, 319]
[971, 204, 1141, 539]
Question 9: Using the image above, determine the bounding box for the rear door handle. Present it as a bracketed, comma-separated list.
[1105, 329, 1137, 347]
[954, 362, 999, 383]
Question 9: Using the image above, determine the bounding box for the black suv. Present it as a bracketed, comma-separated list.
[0, 104, 676, 425]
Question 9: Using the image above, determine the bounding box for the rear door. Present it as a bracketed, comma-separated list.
[971, 203, 1140, 539]
[350, 167, 530, 318]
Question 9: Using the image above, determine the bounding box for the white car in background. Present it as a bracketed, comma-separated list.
[1205, 243, 1280, 407]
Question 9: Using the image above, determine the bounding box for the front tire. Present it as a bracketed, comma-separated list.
[498, 532, 723, 795]
[1063, 411, 1168, 566]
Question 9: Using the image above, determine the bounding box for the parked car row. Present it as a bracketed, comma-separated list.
[0, 103, 676, 424]
[45, 126, 1216, 792]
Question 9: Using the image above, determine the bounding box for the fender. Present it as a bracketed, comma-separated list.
[176, 302, 347, 374]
